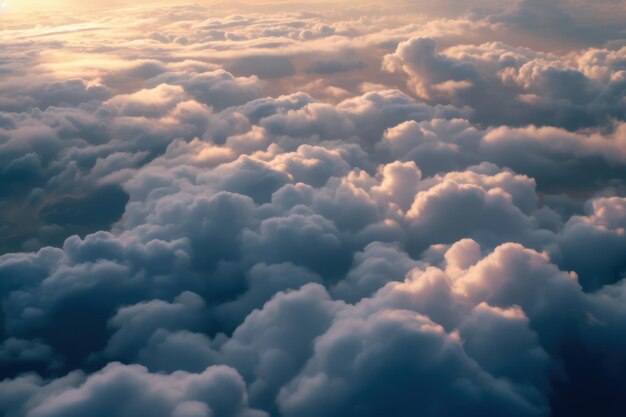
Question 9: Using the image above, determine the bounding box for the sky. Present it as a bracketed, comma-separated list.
[0, 1, 625, 416]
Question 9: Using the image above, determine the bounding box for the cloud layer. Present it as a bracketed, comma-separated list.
[1, 1, 625, 416]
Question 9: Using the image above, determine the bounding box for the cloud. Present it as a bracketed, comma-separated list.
[227, 56, 296, 79]
[1, 2, 626, 417]
[377, 117, 626, 192]
[102, 291, 208, 361]
[219, 284, 342, 412]
[305, 58, 366, 74]
[548, 196, 626, 290]
[148, 70, 265, 111]
[383, 37, 626, 128]
[0, 363, 266, 417]
[276, 246, 578, 417]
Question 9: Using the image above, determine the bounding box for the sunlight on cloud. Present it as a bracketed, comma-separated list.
[0, 1, 625, 417]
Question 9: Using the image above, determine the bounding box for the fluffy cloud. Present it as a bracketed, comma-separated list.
[383, 37, 626, 127]
[279, 307, 548, 417]
[0, 363, 266, 417]
[1, 2, 626, 417]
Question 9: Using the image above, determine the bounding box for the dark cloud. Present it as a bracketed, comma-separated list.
[0, 363, 267, 417]
[279, 308, 548, 417]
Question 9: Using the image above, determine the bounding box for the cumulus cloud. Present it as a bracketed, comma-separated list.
[383, 37, 626, 128]
[0, 363, 266, 417]
[1, 1, 626, 417]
